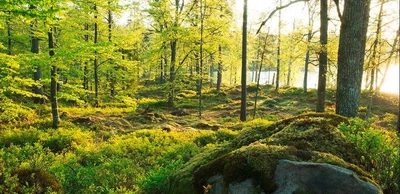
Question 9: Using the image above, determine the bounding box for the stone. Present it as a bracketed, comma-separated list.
[206, 175, 265, 194]
[273, 160, 383, 194]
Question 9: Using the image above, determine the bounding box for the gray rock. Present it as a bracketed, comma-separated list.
[273, 160, 383, 194]
[207, 175, 265, 194]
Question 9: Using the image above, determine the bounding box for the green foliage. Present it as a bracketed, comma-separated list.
[338, 118, 399, 192]
[0, 127, 42, 147]
[0, 99, 36, 124]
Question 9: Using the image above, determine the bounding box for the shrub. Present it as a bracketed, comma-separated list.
[0, 127, 42, 147]
[338, 118, 399, 192]
[0, 100, 36, 124]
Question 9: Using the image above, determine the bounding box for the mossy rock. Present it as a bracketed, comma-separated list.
[167, 113, 379, 194]
[193, 144, 373, 194]
[12, 168, 63, 193]
[231, 112, 349, 148]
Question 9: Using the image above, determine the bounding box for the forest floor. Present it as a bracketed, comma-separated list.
[60, 83, 399, 134]
[1, 83, 399, 193]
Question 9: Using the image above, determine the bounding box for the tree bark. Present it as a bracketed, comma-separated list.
[336, 0, 371, 117]
[30, 5, 43, 103]
[316, 0, 328, 112]
[94, 4, 99, 107]
[168, 40, 177, 107]
[83, 23, 89, 90]
[49, 27, 60, 129]
[366, 0, 384, 120]
[303, 2, 314, 93]
[216, 45, 223, 92]
[240, 0, 248, 122]
[275, 0, 282, 92]
[198, 0, 204, 118]
[108, 7, 116, 97]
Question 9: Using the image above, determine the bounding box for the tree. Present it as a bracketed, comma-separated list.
[49, 27, 59, 128]
[335, 0, 371, 117]
[253, 32, 271, 119]
[303, 1, 318, 92]
[275, 0, 281, 92]
[29, 4, 44, 103]
[240, 0, 247, 121]
[316, 0, 328, 112]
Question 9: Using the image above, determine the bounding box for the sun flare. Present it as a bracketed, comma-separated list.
[380, 65, 399, 94]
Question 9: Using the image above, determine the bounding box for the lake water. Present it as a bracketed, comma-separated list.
[212, 65, 399, 94]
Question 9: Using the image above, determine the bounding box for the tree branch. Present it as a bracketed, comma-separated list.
[333, 0, 342, 22]
[256, 0, 309, 34]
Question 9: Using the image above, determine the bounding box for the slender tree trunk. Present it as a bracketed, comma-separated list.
[316, 0, 328, 112]
[336, 0, 371, 117]
[366, 0, 384, 120]
[209, 60, 214, 88]
[31, 28, 43, 102]
[303, 2, 314, 93]
[275, 0, 281, 92]
[160, 56, 164, 82]
[240, 0, 248, 121]
[94, 4, 99, 107]
[253, 35, 267, 119]
[49, 27, 60, 129]
[168, 40, 177, 107]
[83, 23, 89, 90]
[198, 0, 205, 118]
[108, 8, 116, 97]
[216, 45, 223, 92]
[303, 49, 310, 92]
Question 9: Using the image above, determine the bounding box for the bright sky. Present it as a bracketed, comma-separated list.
[234, 0, 310, 34]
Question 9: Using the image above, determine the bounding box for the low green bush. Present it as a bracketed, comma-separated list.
[338, 118, 399, 193]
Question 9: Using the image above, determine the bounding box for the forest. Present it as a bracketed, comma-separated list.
[0, 0, 399, 193]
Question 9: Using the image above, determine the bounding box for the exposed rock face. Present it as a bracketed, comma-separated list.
[274, 160, 383, 194]
[207, 175, 266, 194]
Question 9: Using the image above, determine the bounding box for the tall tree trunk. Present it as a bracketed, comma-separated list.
[336, 0, 371, 117]
[366, 0, 384, 121]
[168, 40, 177, 107]
[198, 0, 204, 118]
[94, 4, 99, 107]
[253, 34, 268, 119]
[316, 0, 328, 112]
[160, 56, 164, 82]
[30, 5, 43, 103]
[275, 0, 281, 92]
[216, 45, 223, 92]
[108, 7, 116, 97]
[83, 23, 89, 90]
[32, 33, 43, 102]
[49, 27, 60, 129]
[303, 2, 313, 93]
[240, 0, 248, 121]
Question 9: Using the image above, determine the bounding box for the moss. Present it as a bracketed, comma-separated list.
[265, 118, 364, 166]
[170, 113, 379, 193]
[232, 113, 349, 148]
[12, 168, 63, 193]
[168, 146, 232, 194]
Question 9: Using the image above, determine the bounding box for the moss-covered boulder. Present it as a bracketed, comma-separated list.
[167, 113, 381, 194]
